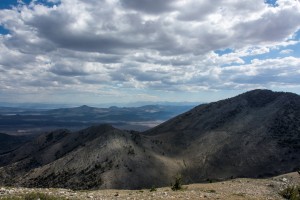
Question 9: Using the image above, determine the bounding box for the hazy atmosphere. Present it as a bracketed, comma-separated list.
[0, 0, 300, 105]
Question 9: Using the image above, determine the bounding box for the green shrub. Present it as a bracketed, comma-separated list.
[280, 185, 300, 200]
[171, 174, 183, 191]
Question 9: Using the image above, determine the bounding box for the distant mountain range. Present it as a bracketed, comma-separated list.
[0, 101, 200, 110]
[0, 89, 299, 190]
[0, 104, 196, 133]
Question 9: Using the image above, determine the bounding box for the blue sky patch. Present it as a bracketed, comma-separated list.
[0, 0, 31, 9]
[241, 43, 300, 65]
[264, 0, 278, 7]
[293, 30, 300, 40]
[0, 26, 9, 35]
[0, 0, 59, 9]
[214, 48, 234, 56]
[286, 43, 300, 57]
[34, 0, 61, 7]
[0, 0, 19, 9]
[242, 50, 276, 64]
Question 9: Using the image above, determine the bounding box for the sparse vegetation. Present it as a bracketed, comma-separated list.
[171, 174, 183, 191]
[207, 189, 216, 193]
[127, 145, 135, 155]
[149, 186, 157, 192]
[280, 185, 300, 200]
[0, 192, 68, 200]
[0, 197, 21, 200]
[233, 193, 246, 197]
[0, 172, 299, 199]
[130, 131, 141, 145]
[207, 178, 213, 183]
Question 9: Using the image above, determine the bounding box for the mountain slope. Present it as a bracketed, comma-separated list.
[0, 125, 179, 189]
[0, 133, 32, 154]
[144, 89, 300, 181]
[0, 89, 299, 189]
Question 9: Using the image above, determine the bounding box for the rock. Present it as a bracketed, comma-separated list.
[281, 178, 288, 183]
[0, 189, 6, 195]
[8, 189, 14, 194]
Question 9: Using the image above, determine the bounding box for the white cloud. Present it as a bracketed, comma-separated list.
[220, 57, 300, 87]
[0, 0, 300, 103]
[279, 49, 293, 54]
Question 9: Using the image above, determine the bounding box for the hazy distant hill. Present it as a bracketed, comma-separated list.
[0, 104, 195, 134]
[0, 89, 299, 189]
[44, 104, 195, 121]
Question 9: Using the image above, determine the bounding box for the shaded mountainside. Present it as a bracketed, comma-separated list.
[0, 89, 300, 190]
[145, 89, 300, 182]
[0, 133, 32, 154]
[0, 125, 177, 189]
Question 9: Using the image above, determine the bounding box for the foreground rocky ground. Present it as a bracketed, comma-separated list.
[0, 172, 299, 200]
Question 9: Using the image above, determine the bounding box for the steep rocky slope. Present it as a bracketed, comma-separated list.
[0, 89, 299, 189]
[0, 125, 178, 189]
[145, 89, 300, 182]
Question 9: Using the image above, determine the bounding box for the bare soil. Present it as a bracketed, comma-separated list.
[1, 172, 299, 200]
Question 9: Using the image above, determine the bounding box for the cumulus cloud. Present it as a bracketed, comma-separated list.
[220, 57, 300, 87]
[279, 49, 293, 54]
[0, 0, 300, 103]
[121, 0, 174, 14]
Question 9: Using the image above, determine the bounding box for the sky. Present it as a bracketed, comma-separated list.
[0, 0, 300, 105]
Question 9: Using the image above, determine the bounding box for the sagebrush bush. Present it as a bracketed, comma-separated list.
[280, 185, 300, 200]
[149, 186, 157, 192]
[171, 174, 183, 191]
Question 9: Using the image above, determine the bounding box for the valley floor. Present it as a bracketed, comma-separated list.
[0, 172, 299, 200]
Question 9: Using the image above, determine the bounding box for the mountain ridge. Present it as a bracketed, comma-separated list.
[0, 89, 299, 189]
